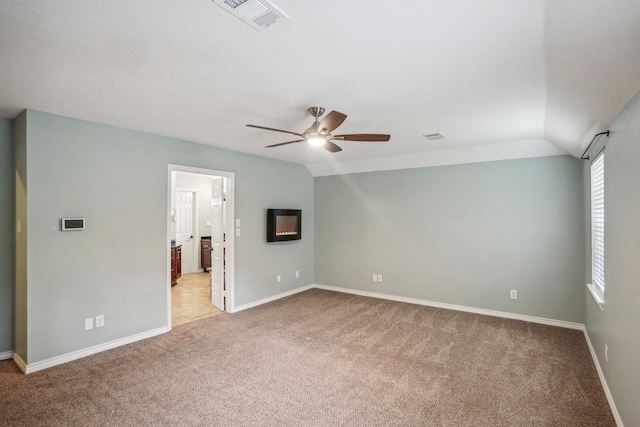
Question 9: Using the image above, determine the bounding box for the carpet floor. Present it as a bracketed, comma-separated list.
[0, 289, 615, 426]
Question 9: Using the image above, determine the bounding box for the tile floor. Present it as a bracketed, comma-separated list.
[171, 272, 223, 326]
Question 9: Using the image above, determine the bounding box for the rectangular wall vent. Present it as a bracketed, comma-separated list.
[423, 133, 445, 141]
[213, 0, 288, 31]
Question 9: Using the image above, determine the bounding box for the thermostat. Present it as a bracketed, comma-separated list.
[61, 218, 85, 231]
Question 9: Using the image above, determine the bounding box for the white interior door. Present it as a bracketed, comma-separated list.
[175, 190, 195, 275]
[211, 178, 224, 311]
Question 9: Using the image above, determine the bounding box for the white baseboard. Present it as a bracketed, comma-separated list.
[13, 353, 26, 372]
[314, 284, 584, 330]
[3, 284, 622, 426]
[19, 326, 169, 374]
[232, 284, 314, 313]
[583, 329, 624, 427]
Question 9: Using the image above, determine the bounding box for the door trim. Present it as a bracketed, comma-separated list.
[167, 165, 236, 329]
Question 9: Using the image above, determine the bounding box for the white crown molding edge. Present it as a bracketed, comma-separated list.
[583, 329, 624, 427]
[232, 284, 314, 313]
[306, 138, 567, 177]
[313, 284, 583, 330]
[17, 326, 169, 374]
[0, 351, 13, 361]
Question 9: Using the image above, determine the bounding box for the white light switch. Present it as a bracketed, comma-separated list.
[206, 220, 211, 227]
[17, 219, 22, 233]
[85, 318, 94, 330]
[236, 228, 241, 237]
[236, 219, 241, 227]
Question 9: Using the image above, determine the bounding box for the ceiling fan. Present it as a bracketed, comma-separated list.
[246, 107, 390, 153]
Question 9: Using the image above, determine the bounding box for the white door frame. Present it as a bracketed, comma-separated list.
[210, 177, 224, 311]
[175, 187, 198, 275]
[167, 165, 235, 329]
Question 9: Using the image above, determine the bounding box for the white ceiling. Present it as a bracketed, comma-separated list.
[1, 0, 639, 176]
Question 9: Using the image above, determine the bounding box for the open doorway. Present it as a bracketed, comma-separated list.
[167, 165, 235, 329]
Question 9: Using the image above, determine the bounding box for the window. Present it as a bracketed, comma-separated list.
[588, 151, 605, 306]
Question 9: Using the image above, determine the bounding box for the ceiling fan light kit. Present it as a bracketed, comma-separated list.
[304, 107, 329, 146]
[246, 107, 391, 153]
[307, 136, 326, 146]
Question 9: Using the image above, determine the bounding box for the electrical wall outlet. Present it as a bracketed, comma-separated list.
[96, 315, 105, 328]
[377, 274, 383, 282]
[510, 290, 518, 300]
[605, 344, 609, 361]
[295, 270, 299, 278]
[85, 318, 94, 330]
[277, 275, 281, 283]
[372, 274, 378, 282]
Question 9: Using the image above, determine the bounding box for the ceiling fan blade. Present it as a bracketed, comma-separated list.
[265, 140, 304, 148]
[323, 140, 343, 153]
[247, 124, 304, 138]
[317, 111, 347, 133]
[333, 134, 391, 142]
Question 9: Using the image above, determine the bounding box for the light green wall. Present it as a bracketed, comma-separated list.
[14, 111, 27, 361]
[584, 88, 640, 426]
[315, 155, 586, 322]
[0, 118, 14, 354]
[22, 110, 314, 364]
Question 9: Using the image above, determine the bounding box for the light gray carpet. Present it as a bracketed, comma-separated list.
[0, 289, 615, 426]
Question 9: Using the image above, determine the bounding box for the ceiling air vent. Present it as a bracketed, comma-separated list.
[423, 133, 445, 141]
[213, 0, 288, 31]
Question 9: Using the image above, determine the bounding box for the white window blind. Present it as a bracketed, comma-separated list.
[591, 152, 605, 295]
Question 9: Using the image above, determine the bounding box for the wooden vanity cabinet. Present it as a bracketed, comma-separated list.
[201, 238, 212, 271]
[171, 245, 182, 286]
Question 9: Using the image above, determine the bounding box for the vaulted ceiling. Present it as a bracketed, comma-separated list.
[1, 0, 639, 175]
